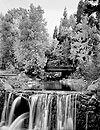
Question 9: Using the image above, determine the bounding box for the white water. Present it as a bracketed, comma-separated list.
[0, 92, 78, 130]
[1, 92, 12, 124]
[28, 94, 53, 130]
[57, 95, 63, 130]
[0, 112, 28, 130]
[6, 93, 12, 124]
[28, 95, 38, 130]
[57, 94, 77, 130]
[8, 96, 21, 126]
[0, 94, 29, 130]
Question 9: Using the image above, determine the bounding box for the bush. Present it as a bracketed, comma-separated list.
[7, 72, 30, 89]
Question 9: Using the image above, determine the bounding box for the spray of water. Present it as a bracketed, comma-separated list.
[1, 92, 12, 124]
[8, 112, 29, 130]
[28, 95, 38, 130]
[8, 96, 21, 126]
[66, 117, 73, 130]
[57, 95, 63, 130]
[0, 112, 29, 130]
[57, 94, 77, 130]
[28, 94, 53, 130]
[0, 91, 78, 130]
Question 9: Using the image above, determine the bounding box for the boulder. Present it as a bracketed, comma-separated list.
[87, 79, 100, 92]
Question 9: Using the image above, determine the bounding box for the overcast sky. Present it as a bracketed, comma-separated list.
[0, 0, 80, 36]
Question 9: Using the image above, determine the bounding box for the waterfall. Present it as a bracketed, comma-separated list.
[28, 94, 53, 130]
[0, 112, 28, 130]
[8, 96, 21, 126]
[57, 94, 77, 130]
[1, 92, 12, 124]
[57, 94, 63, 130]
[28, 95, 38, 130]
[0, 91, 78, 130]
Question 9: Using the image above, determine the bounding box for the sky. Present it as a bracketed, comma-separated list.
[0, 0, 80, 36]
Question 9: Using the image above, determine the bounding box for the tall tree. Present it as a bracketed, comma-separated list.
[53, 26, 58, 39]
[76, 0, 85, 23]
[0, 4, 49, 76]
[52, 8, 72, 67]
[14, 4, 49, 76]
[0, 13, 15, 69]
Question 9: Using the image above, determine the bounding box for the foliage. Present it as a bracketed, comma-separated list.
[0, 14, 15, 69]
[76, 0, 85, 23]
[1, 1, 100, 83]
[13, 5, 49, 75]
[70, 15, 100, 81]
[0, 4, 49, 77]
[52, 6, 100, 81]
[61, 78, 88, 91]
[52, 8, 73, 67]
[77, 0, 100, 23]
[83, 0, 100, 16]
[53, 26, 58, 39]
[7, 73, 30, 89]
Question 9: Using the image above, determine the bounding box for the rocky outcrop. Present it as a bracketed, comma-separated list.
[87, 79, 100, 92]
[76, 92, 100, 130]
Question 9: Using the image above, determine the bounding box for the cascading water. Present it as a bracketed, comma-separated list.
[1, 92, 12, 124]
[57, 93, 77, 130]
[0, 112, 28, 130]
[28, 93, 53, 130]
[28, 95, 38, 130]
[0, 92, 29, 130]
[0, 91, 78, 130]
[8, 96, 21, 126]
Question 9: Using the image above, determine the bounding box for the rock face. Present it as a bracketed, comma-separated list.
[76, 93, 100, 130]
[87, 79, 100, 92]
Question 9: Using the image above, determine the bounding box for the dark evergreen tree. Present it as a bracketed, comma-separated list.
[76, 0, 85, 23]
[53, 26, 58, 39]
[83, 0, 100, 16]
[63, 7, 67, 19]
[51, 8, 73, 67]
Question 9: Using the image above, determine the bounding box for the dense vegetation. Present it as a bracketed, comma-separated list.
[0, 4, 49, 78]
[52, 0, 100, 82]
[1, 1, 100, 90]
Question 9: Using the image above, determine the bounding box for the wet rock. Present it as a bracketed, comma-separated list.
[76, 93, 100, 130]
[88, 106, 96, 111]
[87, 79, 100, 92]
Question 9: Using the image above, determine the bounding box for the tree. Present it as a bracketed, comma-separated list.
[83, 0, 100, 16]
[49, 8, 76, 71]
[0, 4, 49, 78]
[0, 13, 16, 69]
[0, 7, 30, 71]
[75, 0, 100, 80]
[52, 5, 100, 80]
[13, 4, 49, 76]
[53, 26, 58, 39]
[76, 0, 85, 23]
